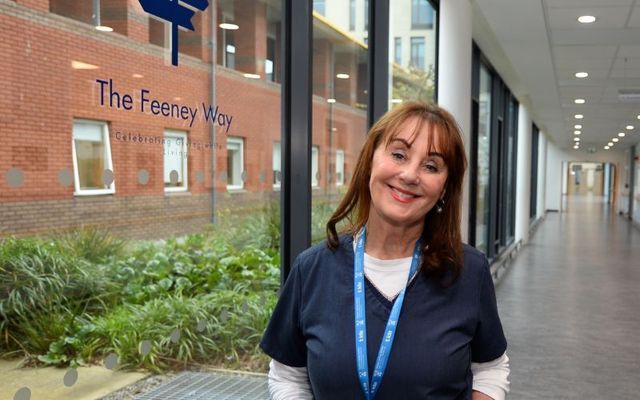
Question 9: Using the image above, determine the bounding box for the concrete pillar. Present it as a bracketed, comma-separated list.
[538, 132, 547, 218]
[437, 0, 472, 241]
[515, 101, 532, 244]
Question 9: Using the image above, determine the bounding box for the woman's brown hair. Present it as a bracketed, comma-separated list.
[326, 101, 468, 283]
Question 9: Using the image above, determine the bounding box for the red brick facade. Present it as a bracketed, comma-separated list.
[0, 0, 366, 238]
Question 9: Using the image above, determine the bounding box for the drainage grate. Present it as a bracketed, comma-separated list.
[134, 372, 269, 400]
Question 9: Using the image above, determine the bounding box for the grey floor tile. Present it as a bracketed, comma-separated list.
[496, 195, 640, 399]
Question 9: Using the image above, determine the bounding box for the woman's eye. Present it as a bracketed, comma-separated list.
[424, 163, 439, 172]
[391, 152, 405, 160]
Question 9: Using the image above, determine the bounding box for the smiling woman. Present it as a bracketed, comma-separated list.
[261, 102, 510, 400]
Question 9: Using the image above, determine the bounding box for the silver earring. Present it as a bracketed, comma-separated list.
[436, 199, 445, 214]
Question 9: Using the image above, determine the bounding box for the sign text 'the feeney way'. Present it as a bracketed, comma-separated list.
[96, 79, 233, 131]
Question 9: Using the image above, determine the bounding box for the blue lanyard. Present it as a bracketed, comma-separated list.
[354, 227, 421, 400]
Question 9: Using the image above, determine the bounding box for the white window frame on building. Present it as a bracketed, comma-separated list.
[227, 136, 245, 190]
[312, 145, 319, 188]
[335, 149, 345, 186]
[164, 129, 188, 193]
[394, 37, 402, 65]
[71, 119, 115, 196]
[410, 36, 425, 70]
[273, 141, 282, 189]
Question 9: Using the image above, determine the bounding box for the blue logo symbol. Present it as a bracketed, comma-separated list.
[139, 0, 209, 66]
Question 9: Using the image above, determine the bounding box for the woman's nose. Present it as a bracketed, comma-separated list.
[398, 164, 420, 185]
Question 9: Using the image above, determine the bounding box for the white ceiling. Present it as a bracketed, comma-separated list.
[472, 0, 640, 153]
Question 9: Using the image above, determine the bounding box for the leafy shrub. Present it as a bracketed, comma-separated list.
[112, 239, 279, 305]
[52, 226, 127, 264]
[41, 289, 277, 371]
[0, 237, 118, 355]
[1, 217, 281, 371]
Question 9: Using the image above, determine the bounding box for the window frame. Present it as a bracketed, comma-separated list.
[226, 136, 245, 190]
[164, 129, 189, 193]
[71, 119, 115, 196]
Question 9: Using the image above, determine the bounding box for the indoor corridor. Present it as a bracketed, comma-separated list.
[496, 195, 640, 399]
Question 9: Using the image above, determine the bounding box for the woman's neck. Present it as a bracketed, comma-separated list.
[363, 216, 423, 260]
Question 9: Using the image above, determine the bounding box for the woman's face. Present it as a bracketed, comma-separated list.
[368, 116, 448, 229]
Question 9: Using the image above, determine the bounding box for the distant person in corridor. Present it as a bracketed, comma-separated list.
[261, 101, 510, 399]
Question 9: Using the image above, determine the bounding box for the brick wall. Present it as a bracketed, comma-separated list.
[0, 0, 367, 239]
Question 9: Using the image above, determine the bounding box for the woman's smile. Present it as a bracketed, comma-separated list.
[388, 184, 420, 203]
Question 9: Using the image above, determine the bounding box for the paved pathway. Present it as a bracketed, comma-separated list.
[0, 359, 147, 400]
[495, 194, 640, 399]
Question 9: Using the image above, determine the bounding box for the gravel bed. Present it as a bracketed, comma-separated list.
[98, 374, 176, 400]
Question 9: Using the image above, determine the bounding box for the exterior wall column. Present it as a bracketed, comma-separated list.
[437, 0, 472, 241]
[538, 132, 548, 218]
[515, 100, 532, 244]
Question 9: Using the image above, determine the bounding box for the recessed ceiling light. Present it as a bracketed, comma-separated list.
[391, 99, 403, 104]
[637, 114, 640, 120]
[626, 125, 634, 130]
[578, 15, 596, 24]
[575, 114, 584, 119]
[219, 23, 240, 30]
[336, 73, 350, 79]
[574, 137, 580, 141]
[574, 98, 585, 104]
[618, 132, 625, 137]
[612, 138, 619, 142]
[95, 25, 114, 32]
[604, 146, 610, 150]
[574, 124, 582, 129]
[327, 98, 336, 103]
[608, 142, 614, 146]
[575, 72, 589, 78]
[243, 73, 261, 79]
[574, 130, 581, 135]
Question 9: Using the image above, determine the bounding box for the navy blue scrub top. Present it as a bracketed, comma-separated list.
[260, 235, 507, 400]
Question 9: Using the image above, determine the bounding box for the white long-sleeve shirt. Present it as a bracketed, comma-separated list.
[268, 251, 510, 399]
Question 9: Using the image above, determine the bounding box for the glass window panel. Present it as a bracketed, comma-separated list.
[227, 137, 244, 189]
[394, 37, 402, 65]
[164, 130, 187, 190]
[273, 141, 282, 187]
[72, 120, 113, 193]
[410, 37, 425, 70]
[73, 123, 103, 142]
[3, 0, 282, 386]
[389, 1, 437, 107]
[411, 0, 434, 29]
[476, 64, 493, 254]
[336, 149, 345, 186]
[350, 0, 356, 30]
[314, 0, 326, 15]
[312, 145, 319, 188]
[312, 0, 368, 243]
